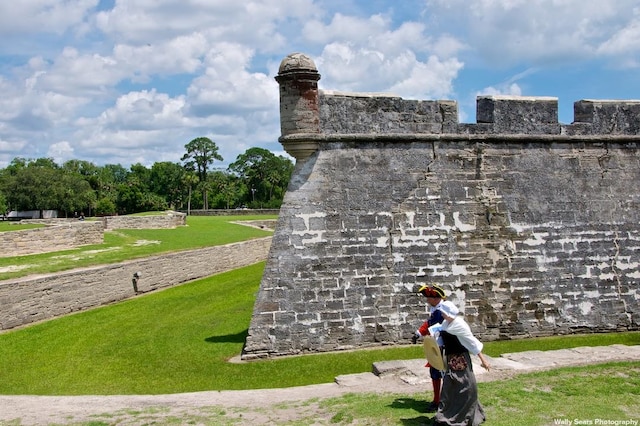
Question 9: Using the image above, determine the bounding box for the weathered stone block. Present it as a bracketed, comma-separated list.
[574, 100, 640, 134]
[477, 95, 559, 134]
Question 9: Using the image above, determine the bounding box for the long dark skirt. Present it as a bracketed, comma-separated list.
[434, 353, 485, 426]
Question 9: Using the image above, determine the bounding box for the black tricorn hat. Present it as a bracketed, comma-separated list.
[417, 284, 446, 299]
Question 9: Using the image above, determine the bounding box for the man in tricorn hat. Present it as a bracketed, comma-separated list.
[412, 284, 448, 412]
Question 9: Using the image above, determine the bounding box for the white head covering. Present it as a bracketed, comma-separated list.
[438, 300, 459, 318]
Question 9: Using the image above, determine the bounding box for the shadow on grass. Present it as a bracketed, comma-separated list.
[391, 397, 436, 425]
[204, 330, 248, 344]
[399, 416, 435, 425]
[390, 397, 429, 413]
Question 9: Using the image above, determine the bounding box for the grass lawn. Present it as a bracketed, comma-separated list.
[0, 215, 275, 281]
[0, 259, 638, 396]
[0, 222, 44, 232]
[302, 362, 640, 425]
[1, 213, 639, 425]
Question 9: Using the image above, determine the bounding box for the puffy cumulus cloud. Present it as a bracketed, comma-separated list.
[317, 43, 463, 99]
[92, 89, 188, 131]
[66, 89, 194, 165]
[112, 34, 208, 82]
[0, 77, 25, 122]
[426, 0, 640, 67]
[28, 47, 125, 96]
[71, 124, 190, 166]
[303, 13, 390, 45]
[431, 35, 467, 60]
[304, 14, 452, 56]
[23, 34, 207, 98]
[477, 83, 523, 97]
[304, 12, 465, 99]
[186, 43, 279, 115]
[71, 81, 279, 166]
[95, 0, 316, 49]
[0, 0, 97, 36]
[0, 65, 88, 137]
[476, 67, 537, 97]
[388, 55, 464, 99]
[0, 137, 29, 168]
[597, 8, 640, 68]
[47, 140, 75, 164]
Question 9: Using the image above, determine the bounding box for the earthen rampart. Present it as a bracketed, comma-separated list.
[242, 53, 640, 359]
[0, 211, 186, 257]
[0, 221, 104, 258]
[0, 237, 271, 331]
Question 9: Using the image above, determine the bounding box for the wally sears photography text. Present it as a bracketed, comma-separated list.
[553, 419, 638, 426]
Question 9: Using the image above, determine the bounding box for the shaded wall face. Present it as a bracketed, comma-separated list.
[243, 139, 640, 359]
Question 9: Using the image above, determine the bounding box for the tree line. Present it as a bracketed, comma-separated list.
[0, 137, 294, 217]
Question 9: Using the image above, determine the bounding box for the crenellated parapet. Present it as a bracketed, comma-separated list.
[244, 53, 640, 360]
[276, 53, 640, 161]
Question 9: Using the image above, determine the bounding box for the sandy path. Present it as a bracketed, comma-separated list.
[2, 344, 639, 425]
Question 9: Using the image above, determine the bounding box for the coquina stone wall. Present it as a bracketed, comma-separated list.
[0, 237, 271, 330]
[242, 53, 640, 360]
[0, 221, 104, 258]
[0, 211, 187, 257]
[101, 211, 186, 229]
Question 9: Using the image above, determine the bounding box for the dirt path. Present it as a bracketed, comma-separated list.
[2, 344, 639, 425]
[0, 375, 421, 425]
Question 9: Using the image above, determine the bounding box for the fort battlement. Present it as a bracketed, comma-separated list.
[242, 53, 640, 360]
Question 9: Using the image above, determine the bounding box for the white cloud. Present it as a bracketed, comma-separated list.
[95, 0, 316, 48]
[596, 8, 640, 67]
[306, 12, 465, 99]
[303, 13, 390, 45]
[113, 33, 208, 79]
[31, 47, 122, 96]
[317, 43, 463, 99]
[93, 90, 188, 131]
[477, 83, 523, 97]
[47, 140, 75, 164]
[186, 43, 279, 115]
[426, 0, 640, 67]
[0, 0, 98, 35]
[0, 0, 638, 169]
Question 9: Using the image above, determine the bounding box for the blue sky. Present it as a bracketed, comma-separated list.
[0, 0, 639, 169]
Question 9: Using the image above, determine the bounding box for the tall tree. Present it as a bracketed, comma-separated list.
[150, 162, 187, 210]
[63, 160, 100, 191]
[229, 147, 294, 208]
[181, 172, 199, 215]
[0, 158, 95, 216]
[94, 164, 129, 216]
[181, 137, 223, 210]
[209, 170, 243, 209]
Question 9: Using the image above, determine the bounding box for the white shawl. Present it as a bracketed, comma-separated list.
[440, 316, 484, 355]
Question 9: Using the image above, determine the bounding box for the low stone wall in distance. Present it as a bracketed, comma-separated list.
[0, 236, 272, 331]
[0, 211, 187, 258]
[0, 221, 104, 258]
[102, 211, 186, 229]
[183, 209, 280, 216]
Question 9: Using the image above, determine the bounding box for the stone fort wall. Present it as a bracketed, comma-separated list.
[241, 53, 640, 360]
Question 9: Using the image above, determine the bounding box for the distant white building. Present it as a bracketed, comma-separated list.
[6, 210, 58, 220]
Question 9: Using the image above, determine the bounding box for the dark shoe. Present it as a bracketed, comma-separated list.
[426, 401, 439, 412]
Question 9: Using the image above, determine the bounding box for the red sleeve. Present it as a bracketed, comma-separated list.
[418, 321, 430, 336]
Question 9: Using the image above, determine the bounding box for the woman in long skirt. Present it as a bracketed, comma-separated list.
[433, 301, 491, 426]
